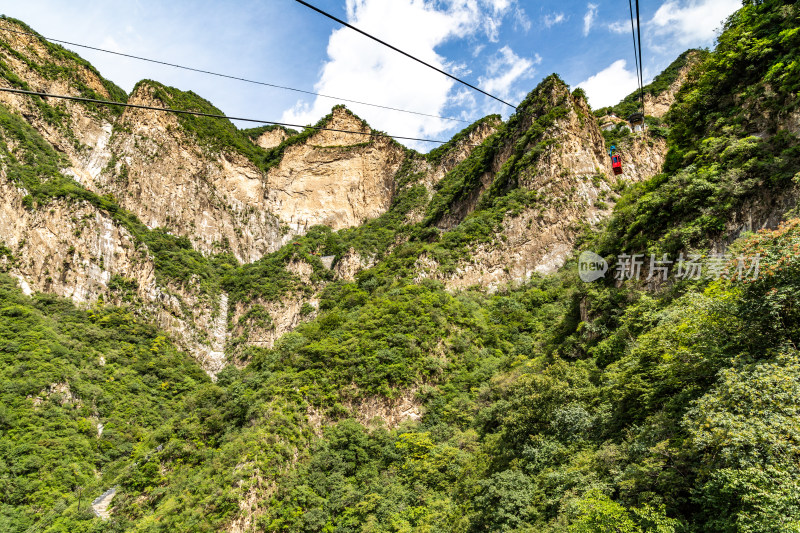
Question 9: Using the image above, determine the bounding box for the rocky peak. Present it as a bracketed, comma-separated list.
[308, 105, 372, 146]
[264, 106, 406, 233]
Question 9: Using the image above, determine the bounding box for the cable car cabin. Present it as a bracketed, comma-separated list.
[627, 112, 646, 133]
[611, 154, 623, 175]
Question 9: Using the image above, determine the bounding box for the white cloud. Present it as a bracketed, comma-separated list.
[607, 20, 630, 34]
[98, 36, 124, 54]
[544, 12, 565, 28]
[484, 17, 502, 42]
[281, 0, 520, 150]
[650, 0, 741, 45]
[577, 59, 640, 109]
[484, 0, 512, 13]
[583, 3, 599, 36]
[514, 7, 532, 32]
[478, 45, 536, 105]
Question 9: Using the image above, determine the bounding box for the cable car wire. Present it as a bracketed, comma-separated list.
[0, 86, 602, 161]
[0, 25, 469, 124]
[0, 87, 477, 145]
[635, 0, 645, 115]
[292, 0, 517, 109]
[627, 0, 643, 114]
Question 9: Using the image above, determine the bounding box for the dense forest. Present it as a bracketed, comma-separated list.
[2, 0, 800, 531]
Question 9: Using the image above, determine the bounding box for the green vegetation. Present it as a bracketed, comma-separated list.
[425, 114, 501, 167]
[601, 121, 632, 149]
[424, 76, 572, 223]
[5, 212, 800, 531]
[597, 0, 800, 255]
[141, 80, 277, 171]
[0, 274, 209, 532]
[240, 124, 299, 141]
[0, 16, 128, 119]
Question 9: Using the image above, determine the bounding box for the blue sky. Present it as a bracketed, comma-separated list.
[3, 0, 741, 151]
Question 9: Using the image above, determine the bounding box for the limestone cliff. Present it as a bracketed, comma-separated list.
[265, 108, 405, 234]
[0, 174, 229, 374]
[0, 20, 418, 266]
[252, 126, 291, 149]
[90, 81, 285, 264]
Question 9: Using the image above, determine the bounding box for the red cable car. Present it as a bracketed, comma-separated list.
[611, 154, 623, 175]
[609, 145, 623, 175]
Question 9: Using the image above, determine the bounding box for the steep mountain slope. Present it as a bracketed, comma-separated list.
[0, 16, 496, 264]
[0, 16, 669, 371]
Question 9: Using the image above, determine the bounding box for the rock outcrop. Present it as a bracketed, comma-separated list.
[644, 50, 705, 118]
[265, 108, 405, 234]
[95, 82, 285, 263]
[0, 175, 231, 374]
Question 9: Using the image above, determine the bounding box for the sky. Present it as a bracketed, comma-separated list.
[2, 0, 742, 151]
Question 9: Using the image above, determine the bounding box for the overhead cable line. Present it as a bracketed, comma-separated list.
[627, 0, 642, 112]
[635, 0, 645, 115]
[292, 0, 517, 109]
[0, 87, 476, 145]
[0, 25, 469, 124]
[626, 0, 645, 115]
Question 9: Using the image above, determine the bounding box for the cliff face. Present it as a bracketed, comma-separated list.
[0, 20, 443, 372]
[265, 108, 405, 234]
[87, 82, 284, 264]
[0, 174, 231, 373]
[0, 22, 413, 266]
[644, 50, 705, 118]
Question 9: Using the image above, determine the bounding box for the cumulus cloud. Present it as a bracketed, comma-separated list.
[583, 3, 599, 36]
[281, 0, 527, 150]
[577, 59, 640, 109]
[544, 12, 566, 28]
[650, 0, 741, 45]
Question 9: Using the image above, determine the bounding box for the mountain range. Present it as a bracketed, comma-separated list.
[1, 1, 799, 531]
